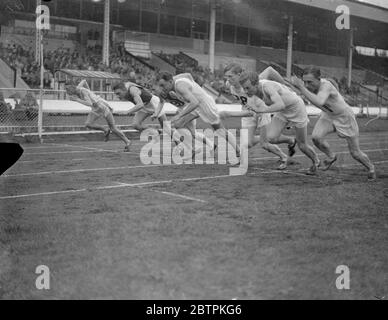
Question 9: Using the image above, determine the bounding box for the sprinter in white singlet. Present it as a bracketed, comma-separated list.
[239, 72, 320, 175]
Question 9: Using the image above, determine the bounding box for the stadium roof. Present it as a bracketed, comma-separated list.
[286, 0, 388, 23]
[56, 69, 121, 80]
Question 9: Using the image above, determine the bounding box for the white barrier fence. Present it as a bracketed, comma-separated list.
[3, 98, 385, 116]
[1, 88, 387, 138]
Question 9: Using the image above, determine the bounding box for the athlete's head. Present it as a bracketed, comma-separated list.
[238, 71, 259, 97]
[193, 74, 205, 87]
[224, 63, 243, 86]
[156, 72, 175, 94]
[303, 66, 321, 93]
[112, 82, 127, 100]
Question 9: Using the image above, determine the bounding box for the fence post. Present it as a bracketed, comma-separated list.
[13, 67, 17, 88]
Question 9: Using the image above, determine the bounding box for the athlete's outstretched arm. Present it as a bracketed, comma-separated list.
[251, 86, 285, 114]
[246, 96, 268, 114]
[151, 98, 164, 119]
[221, 88, 254, 119]
[77, 79, 90, 90]
[174, 73, 195, 82]
[74, 79, 94, 106]
[291, 76, 330, 108]
[220, 110, 253, 119]
[69, 94, 92, 107]
[174, 83, 200, 119]
[259, 67, 286, 85]
[70, 84, 93, 107]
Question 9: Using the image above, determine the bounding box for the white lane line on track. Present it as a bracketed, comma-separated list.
[339, 160, 388, 168]
[20, 139, 388, 156]
[5, 148, 388, 178]
[43, 136, 388, 150]
[153, 191, 207, 203]
[0, 188, 88, 200]
[1, 164, 167, 178]
[114, 181, 207, 203]
[21, 143, 128, 151]
[23, 150, 112, 155]
[251, 148, 388, 162]
[252, 160, 388, 178]
[1, 159, 386, 200]
[51, 143, 138, 155]
[21, 143, 137, 155]
[0, 174, 234, 200]
[252, 168, 319, 178]
[22, 149, 139, 156]
[21, 145, 69, 150]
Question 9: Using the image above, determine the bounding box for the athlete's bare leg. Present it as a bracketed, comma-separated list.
[211, 121, 240, 157]
[85, 112, 108, 134]
[266, 117, 296, 146]
[178, 113, 215, 149]
[132, 111, 150, 131]
[157, 114, 178, 143]
[245, 124, 261, 149]
[105, 112, 131, 151]
[259, 126, 288, 168]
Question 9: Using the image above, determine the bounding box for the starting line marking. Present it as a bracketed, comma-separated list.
[23, 150, 115, 155]
[1, 164, 168, 178]
[21, 145, 67, 150]
[339, 160, 388, 168]
[1, 159, 387, 200]
[51, 143, 138, 155]
[4, 148, 388, 178]
[18, 139, 388, 159]
[17, 158, 87, 164]
[0, 174, 234, 200]
[154, 190, 207, 203]
[252, 168, 319, 178]
[30, 135, 387, 148]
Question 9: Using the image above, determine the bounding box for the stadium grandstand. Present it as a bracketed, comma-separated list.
[2, 0, 388, 301]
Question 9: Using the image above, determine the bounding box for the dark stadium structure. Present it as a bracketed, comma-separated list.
[0, 1, 386, 99]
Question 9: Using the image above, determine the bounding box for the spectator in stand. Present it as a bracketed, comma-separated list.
[43, 70, 54, 89]
[0, 41, 160, 91]
[340, 76, 348, 94]
[376, 84, 383, 103]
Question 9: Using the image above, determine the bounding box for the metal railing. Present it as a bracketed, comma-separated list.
[0, 88, 118, 101]
[1, 26, 79, 41]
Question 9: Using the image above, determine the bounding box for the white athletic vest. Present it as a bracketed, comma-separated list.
[320, 79, 350, 115]
[79, 87, 104, 105]
[232, 85, 253, 109]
